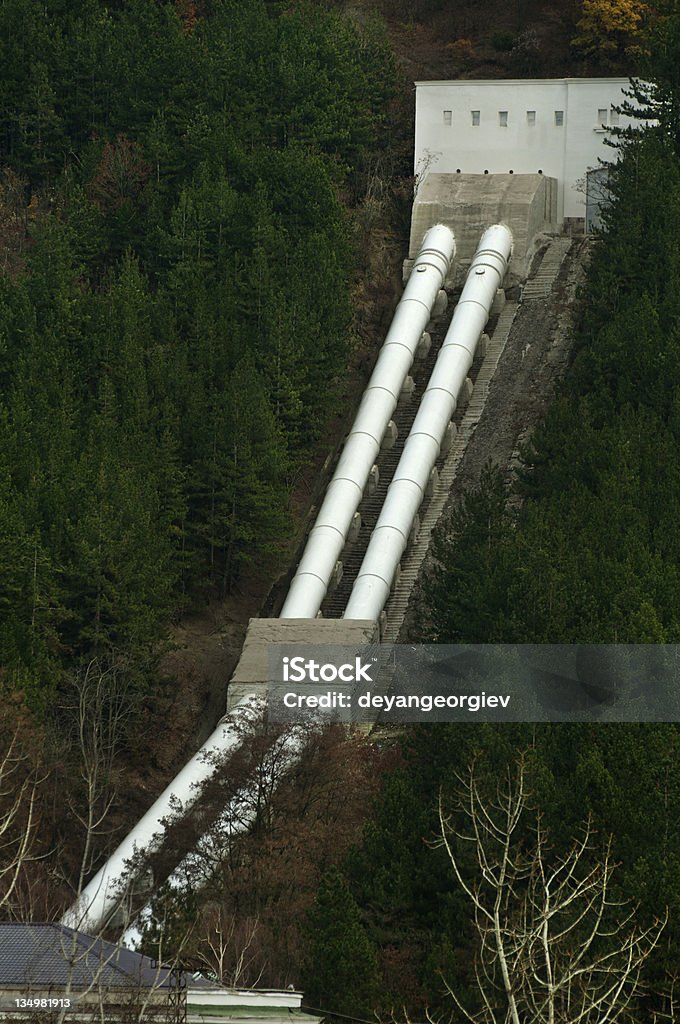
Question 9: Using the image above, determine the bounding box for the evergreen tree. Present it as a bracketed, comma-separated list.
[304, 867, 381, 1021]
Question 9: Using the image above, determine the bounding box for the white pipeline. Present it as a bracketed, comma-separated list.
[61, 696, 262, 935]
[120, 725, 307, 950]
[61, 224, 510, 941]
[280, 224, 455, 619]
[343, 224, 513, 622]
[61, 228, 454, 938]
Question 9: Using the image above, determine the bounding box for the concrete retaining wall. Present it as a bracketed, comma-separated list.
[406, 173, 558, 286]
[227, 618, 378, 708]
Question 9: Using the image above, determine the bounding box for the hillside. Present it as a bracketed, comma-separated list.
[1, 0, 677, 1018]
[302, 6, 680, 1023]
[348, 0, 641, 80]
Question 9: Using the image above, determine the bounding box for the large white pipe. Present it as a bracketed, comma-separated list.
[280, 223, 455, 619]
[120, 725, 306, 950]
[61, 696, 262, 935]
[60, 228, 454, 937]
[343, 224, 513, 622]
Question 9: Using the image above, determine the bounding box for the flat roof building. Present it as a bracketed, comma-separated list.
[414, 78, 635, 228]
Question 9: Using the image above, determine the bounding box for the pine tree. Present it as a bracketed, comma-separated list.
[304, 867, 381, 1022]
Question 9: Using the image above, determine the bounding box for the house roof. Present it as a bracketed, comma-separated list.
[0, 923, 185, 990]
[414, 77, 632, 86]
[0, 924, 319, 1024]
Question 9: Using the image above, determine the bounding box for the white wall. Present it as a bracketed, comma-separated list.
[414, 79, 635, 221]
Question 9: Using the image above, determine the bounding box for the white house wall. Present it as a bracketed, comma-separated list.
[414, 79, 634, 222]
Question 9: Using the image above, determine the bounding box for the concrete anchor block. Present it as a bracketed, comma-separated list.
[378, 611, 387, 639]
[457, 377, 473, 412]
[400, 375, 415, 399]
[432, 289, 448, 318]
[329, 560, 343, 590]
[367, 464, 380, 495]
[415, 331, 432, 360]
[348, 511, 362, 543]
[381, 419, 398, 449]
[425, 467, 439, 497]
[491, 289, 506, 317]
[477, 332, 489, 359]
[440, 421, 457, 454]
[408, 514, 420, 546]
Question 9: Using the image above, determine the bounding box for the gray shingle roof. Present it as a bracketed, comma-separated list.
[0, 923, 178, 989]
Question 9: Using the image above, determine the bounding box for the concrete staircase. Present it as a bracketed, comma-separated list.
[520, 236, 573, 299]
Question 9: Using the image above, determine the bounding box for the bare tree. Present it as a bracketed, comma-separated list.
[414, 148, 442, 197]
[651, 973, 680, 1024]
[49, 919, 193, 1024]
[191, 905, 265, 987]
[435, 756, 665, 1024]
[132, 721, 384, 988]
[51, 657, 142, 1020]
[58, 656, 135, 905]
[0, 728, 45, 914]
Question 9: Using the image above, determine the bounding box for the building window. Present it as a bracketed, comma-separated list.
[554, 110, 564, 126]
[443, 109, 452, 125]
[610, 107, 620, 126]
[598, 107, 608, 125]
[499, 110, 508, 127]
[527, 110, 536, 125]
[471, 110, 480, 126]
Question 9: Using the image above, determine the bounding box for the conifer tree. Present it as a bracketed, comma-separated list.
[304, 867, 381, 1022]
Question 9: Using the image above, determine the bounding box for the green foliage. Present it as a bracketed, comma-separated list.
[0, 0, 397, 696]
[305, 17, 680, 1021]
[304, 867, 381, 1021]
[426, 127, 680, 646]
[614, 0, 680, 150]
[490, 30, 516, 51]
[571, 0, 648, 64]
[333, 722, 680, 1017]
[396, 32, 680, 1016]
[427, 464, 512, 642]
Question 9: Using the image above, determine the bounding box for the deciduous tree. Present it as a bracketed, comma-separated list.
[436, 756, 665, 1024]
[572, 0, 648, 62]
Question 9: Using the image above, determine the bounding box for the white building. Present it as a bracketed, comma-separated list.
[414, 78, 635, 228]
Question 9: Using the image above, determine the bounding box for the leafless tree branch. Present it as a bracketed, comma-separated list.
[435, 756, 665, 1024]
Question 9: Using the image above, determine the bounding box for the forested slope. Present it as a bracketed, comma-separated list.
[0, 0, 397, 699]
[0, 0, 407, 920]
[2, 0, 677, 1013]
[425, 95, 680, 644]
[303, 5, 680, 1022]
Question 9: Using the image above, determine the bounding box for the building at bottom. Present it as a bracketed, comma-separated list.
[0, 923, 322, 1024]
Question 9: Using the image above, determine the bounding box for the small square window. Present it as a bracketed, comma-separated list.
[471, 110, 480, 126]
[610, 107, 620, 126]
[598, 107, 608, 125]
[499, 110, 508, 127]
[443, 109, 452, 125]
[527, 110, 536, 125]
[554, 110, 564, 126]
